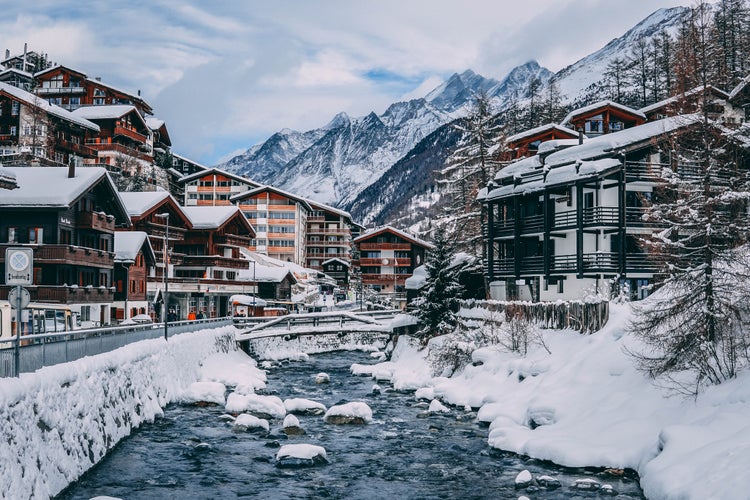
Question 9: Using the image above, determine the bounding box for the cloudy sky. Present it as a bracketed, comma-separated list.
[3, 0, 691, 165]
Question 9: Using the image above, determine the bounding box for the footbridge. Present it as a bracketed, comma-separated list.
[235, 310, 400, 358]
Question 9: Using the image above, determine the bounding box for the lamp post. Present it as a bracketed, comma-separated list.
[155, 212, 169, 341]
[251, 259, 256, 315]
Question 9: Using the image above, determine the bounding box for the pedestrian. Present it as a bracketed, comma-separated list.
[188, 310, 196, 321]
[196, 310, 205, 320]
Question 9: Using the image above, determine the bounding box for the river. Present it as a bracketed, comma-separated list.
[58, 350, 644, 499]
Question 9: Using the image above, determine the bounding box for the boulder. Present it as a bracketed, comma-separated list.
[233, 413, 270, 433]
[324, 402, 373, 425]
[515, 469, 533, 489]
[282, 414, 306, 436]
[314, 372, 330, 384]
[283, 398, 327, 416]
[275, 444, 328, 468]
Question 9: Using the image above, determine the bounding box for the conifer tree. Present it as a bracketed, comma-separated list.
[414, 226, 463, 340]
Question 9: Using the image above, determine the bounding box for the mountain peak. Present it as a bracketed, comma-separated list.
[324, 112, 351, 130]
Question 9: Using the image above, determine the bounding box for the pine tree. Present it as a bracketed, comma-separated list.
[604, 57, 628, 102]
[414, 226, 463, 341]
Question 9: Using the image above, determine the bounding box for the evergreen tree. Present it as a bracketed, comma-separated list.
[413, 226, 463, 341]
[604, 57, 628, 102]
[540, 80, 567, 124]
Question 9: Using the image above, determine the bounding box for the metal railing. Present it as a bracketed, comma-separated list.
[0, 317, 231, 378]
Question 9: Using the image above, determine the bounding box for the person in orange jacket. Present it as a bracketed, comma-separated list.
[187, 310, 197, 321]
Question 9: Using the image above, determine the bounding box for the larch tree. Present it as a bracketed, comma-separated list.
[438, 92, 505, 257]
[630, 1, 750, 393]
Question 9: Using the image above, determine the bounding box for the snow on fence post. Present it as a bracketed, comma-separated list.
[461, 299, 609, 334]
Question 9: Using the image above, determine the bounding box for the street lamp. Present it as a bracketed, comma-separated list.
[155, 212, 169, 341]
[251, 258, 256, 315]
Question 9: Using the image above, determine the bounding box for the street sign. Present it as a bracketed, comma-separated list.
[8, 286, 30, 310]
[5, 247, 33, 285]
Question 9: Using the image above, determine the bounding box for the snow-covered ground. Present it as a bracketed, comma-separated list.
[363, 304, 750, 500]
[5, 302, 749, 499]
[0, 326, 237, 500]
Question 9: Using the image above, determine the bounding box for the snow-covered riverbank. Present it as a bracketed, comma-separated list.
[0, 326, 236, 500]
[359, 304, 750, 499]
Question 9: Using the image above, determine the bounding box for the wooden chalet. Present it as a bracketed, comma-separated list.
[354, 226, 432, 308]
[113, 231, 155, 322]
[640, 85, 740, 124]
[231, 185, 311, 265]
[321, 257, 350, 286]
[0, 82, 100, 166]
[481, 115, 706, 303]
[72, 105, 152, 172]
[0, 165, 131, 327]
[34, 65, 153, 116]
[503, 123, 583, 161]
[561, 100, 646, 136]
[180, 167, 260, 206]
[146, 117, 172, 155]
[179, 206, 256, 317]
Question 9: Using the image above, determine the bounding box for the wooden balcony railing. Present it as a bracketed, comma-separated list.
[490, 252, 662, 277]
[181, 255, 250, 270]
[359, 243, 411, 251]
[0, 285, 114, 304]
[113, 125, 147, 143]
[0, 244, 114, 268]
[75, 211, 115, 233]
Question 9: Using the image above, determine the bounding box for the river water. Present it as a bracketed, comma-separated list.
[58, 350, 644, 499]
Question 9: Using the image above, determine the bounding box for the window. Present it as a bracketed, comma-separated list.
[7, 227, 17, 243]
[11, 102, 20, 115]
[94, 88, 105, 96]
[81, 306, 91, 322]
[10, 126, 17, 136]
[48, 97, 62, 106]
[93, 98, 105, 105]
[28, 227, 43, 244]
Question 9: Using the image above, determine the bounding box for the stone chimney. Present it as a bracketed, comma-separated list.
[68, 161, 75, 178]
[578, 128, 584, 145]
[4, 49, 9, 60]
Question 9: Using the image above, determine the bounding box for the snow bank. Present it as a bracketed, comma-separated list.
[0, 326, 236, 500]
[200, 350, 267, 391]
[180, 381, 226, 406]
[371, 304, 750, 499]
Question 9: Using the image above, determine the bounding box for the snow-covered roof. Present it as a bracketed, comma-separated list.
[179, 166, 257, 186]
[0, 67, 33, 79]
[561, 100, 646, 126]
[354, 225, 434, 249]
[537, 139, 585, 155]
[484, 115, 700, 202]
[306, 199, 357, 224]
[72, 105, 147, 130]
[0, 82, 99, 132]
[0, 166, 116, 207]
[118, 191, 173, 217]
[322, 257, 350, 267]
[172, 152, 208, 171]
[506, 123, 581, 144]
[229, 294, 268, 307]
[640, 85, 729, 114]
[181, 205, 249, 230]
[404, 265, 427, 290]
[145, 117, 165, 130]
[33, 64, 85, 79]
[0, 166, 18, 189]
[231, 184, 313, 212]
[114, 231, 154, 263]
[728, 77, 750, 101]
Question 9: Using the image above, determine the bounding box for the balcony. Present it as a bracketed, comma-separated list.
[359, 243, 411, 251]
[113, 125, 147, 143]
[490, 252, 662, 277]
[214, 234, 253, 247]
[0, 285, 114, 304]
[75, 211, 115, 233]
[37, 86, 85, 95]
[57, 138, 96, 158]
[0, 244, 114, 268]
[181, 255, 250, 270]
[307, 227, 351, 236]
[86, 141, 153, 163]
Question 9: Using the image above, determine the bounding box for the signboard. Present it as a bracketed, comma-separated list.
[8, 286, 30, 309]
[5, 247, 33, 285]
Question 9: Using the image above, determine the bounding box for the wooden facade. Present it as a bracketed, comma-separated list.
[561, 101, 646, 136]
[0, 82, 99, 166]
[72, 105, 153, 171]
[354, 226, 432, 307]
[113, 231, 155, 321]
[180, 167, 260, 206]
[0, 166, 131, 327]
[502, 123, 582, 161]
[34, 65, 153, 116]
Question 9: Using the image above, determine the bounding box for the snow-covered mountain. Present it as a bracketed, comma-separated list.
[218, 6, 690, 223]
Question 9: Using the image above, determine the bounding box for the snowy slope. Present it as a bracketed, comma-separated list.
[219, 6, 690, 221]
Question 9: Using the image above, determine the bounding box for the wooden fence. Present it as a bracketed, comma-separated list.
[459, 299, 609, 334]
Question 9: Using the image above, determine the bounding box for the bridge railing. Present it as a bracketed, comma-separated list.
[0, 317, 232, 378]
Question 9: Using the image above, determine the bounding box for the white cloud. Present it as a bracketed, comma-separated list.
[2, 0, 694, 165]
